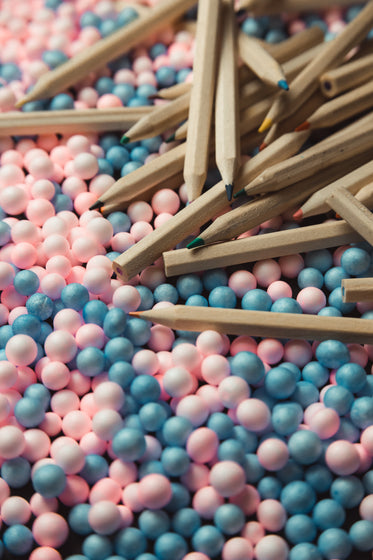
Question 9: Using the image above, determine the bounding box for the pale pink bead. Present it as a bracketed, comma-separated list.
[78, 87, 99, 107]
[85, 217, 113, 246]
[1, 496, 31, 525]
[26, 199, 55, 226]
[257, 439, 289, 471]
[40, 273, 66, 300]
[80, 393, 99, 418]
[0, 394, 10, 422]
[0, 163, 24, 187]
[347, 344, 368, 368]
[30, 494, 58, 517]
[53, 309, 83, 334]
[122, 483, 144, 512]
[303, 402, 325, 425]
[183, 554, 210, 560]
[37, 134, 59, 152]
[97, 93, 123, 108]
[0, 361, 18, 389]
[91, 409, 123, 441]
[210, 461, 246, 498]
[39, 413, 62, 437]
[114, 69, 136, 85]
[111, 231, 135, 252]
[361, 426, 373, 456]
[22, 429, 50, 462]
[50, 390, 79, 417]
[0, 262, 15, 289]
[176, 395, 209, 427]
[218, 376, 250, 408]
[67, 370, 91, 396]
[196, 385, 224, 414]
[0, 478, 10, 505]
[59, 475, 89, 506]
[284, 339, 313, 367]
[44, 330, 77, 363]
[0, 425, 25, 459]
[356, 443, 372, 473]
[130, 220, 153, 242]
[308, 408, 340, 439]
[88, 500, 121, 535]
[0, 185, 29, 215]
[148, 324, 175, 352]
[32, 512, 69, 547]
[93, 382, 125, 411]
[186, 427, 219, 463]
[222, 537, 254, 560]
[71, 235, 102, 263]
[80, 432, 107, 456]
[66, 265, 87, 284]
[138, 474, 172, 509]
[253, 259, 281, 288]
[325, 440, 360, 475]
[255, 535, 289, 560]
[279, 254, 304, 278]
[236, 398, 271, 432]
[74, 192, 98, 215]
[257, 339, 283, 365]
[27, 155, 55, 180]
[5, 334, 37, 366]
[359, 494, 373, 521]
[241, 521, 265, 545]
[29, 547, 62, 560]
[192, 486, 224, 518]
[1, 150, 23, 167]
[62, 410, 91, 440]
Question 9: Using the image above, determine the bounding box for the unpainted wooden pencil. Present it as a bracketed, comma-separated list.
[237, 0, 369, 16]
[320, 51, 373, 98]
[326, 186, 373, 246]
[342, 278, 373, 303]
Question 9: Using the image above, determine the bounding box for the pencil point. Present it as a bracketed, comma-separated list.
[89, 200, 103, 211]
[120, 135, 130, 145]
[278, 79, 289, 91]
[15, 98, 26, 109]
[225, 184, 233, 201]
[295, 121, 310, 132]
[128, 311, 142, 318]
[187, 237, 205, 249]
[233, 188, 245, 199]
[259, 142, 267, 151]
[293, 208, 303, 220]
[258, 118, 273, 133]
[165, 133, 175, 143]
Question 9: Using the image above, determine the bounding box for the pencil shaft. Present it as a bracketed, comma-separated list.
[113, 131, 308, 281]
[320, 51, 373, 98]
[155, 82, 192, 100]
[237, 33, 287, 89]
[184, 0, 221, 201]
[17, 0, 197, 105]
[0, 107, 153, 136]
[134, 305, 373, 344]
[215, 0, 240, 189]
[327, 187, 373, 246]
[238, 0, 369, 16]
[342, 278, 373, 302]
[163, 220, 361, 276]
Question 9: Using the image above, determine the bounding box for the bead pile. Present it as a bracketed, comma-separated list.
[0, 1, 372, 560]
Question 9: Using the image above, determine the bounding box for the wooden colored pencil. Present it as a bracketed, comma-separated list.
[326, 186, 373, 246]
[151, 82, 192, 100]
[237, 32, 289, 90]
[184, 0, 221, 202]
[121, 91, 190, 143]
[215, 0, 240, 201]
[129, 305, 373, 344]
[187, 153, 364, 249]
[258, 1, 373, 133]
[356, 182, 373, 206]
[294, 159, 373, 220]
[320, 51, 373, 98]
[297, 79, 373, 131]
[0, 107, 153, 136]
[163, 220, 361, 277]
[246, 112, 373, 197]
[237, 0, 369, 15]
[16, 0, 197, 107]
[112, 130, 311, 281]
[342, 278, 373, 303]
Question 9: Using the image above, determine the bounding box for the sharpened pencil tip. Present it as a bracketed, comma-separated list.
[89, 200, 103, 211]
[278, 79, 289, 91]
[258, 118, 273, 133]
[15, 98, 26, 109]
[259, 142, 267, 151]
[225, 184, 233, 201]
[295, 121, 310, 132]
[233, 188, 245, 199]
[165, 133, 175, 143]
[293, 208, 303, 220]
[187, 237, 205, 249]
[128, 311, 142, 318]
[120, 135, 130, 145]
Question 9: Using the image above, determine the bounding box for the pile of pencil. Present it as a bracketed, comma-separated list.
[13, 0, 373, 339]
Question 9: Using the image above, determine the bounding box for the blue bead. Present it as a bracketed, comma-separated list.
[165, 482, 190, 512]
[107, 211, 131, 234]
[1, 457, 31, 488]
[340, 246, 371, 275]
[96, 157, 113, 174]
[154, 532, 188, 560]
[363, 470, 373, 493]
[0, 325, 13, 348]
[156, 66, 176, 88]
[192, 525, 224, 557]
[77, 347, 106, 377]
[324, 266, 349, 291]
[24, 383, 50, 408]
[176, 274, 203, 299]
[317, 528, 352, 560]
[289, 543, 322, 560]
[117, 6, 139, 26]
[349, 520, 373, 551]
[99, 133, 121, 152]
[32, 464, 66, 497]
[230, 351, 265, 385]
[130, 375, 160, 404]
[136, 285, 154, 310]
[271, 297, 303, 314]
[136, 84, 157, 100]
[0, 221, 11, 245]
[121, 160, 143, 176]
[305, 249, 333, 272]
[242, 288, 272, 311]
[141, 136, 163, 152]
[14, 397, 45, 427]
[328, 287, 355, 313]
[350, 396, 373, 428]
[291, 381, 319, 408]
[122, 413, 143, 431]
[242, 17, 267, 38]
[209, 285, 237, 308]
[26, 293, 54, 320]
[49, 93, 74, 110]
[154, 283, 179, 304]
[305, 464, 333, 493]
[280, 480, 316, 514]
[82, 534, 113, 560]
[161, 446, 190, 476]
[112, 83, 136, 105]
[172, 508, 201, 537]
[150, 43, 167, 59]
[203, 268, 228, 290]
[138, 460, 165, 478]
[105, 337, 134, 363]
[214, 503, 245, 535]
[285, 514, 317, 544]
[302, 361, 329, 387]
[244, 453, 265, 483]
[108, 361, 135, 388]
[112, 428, 146, 461]
[130, 145, 149, 163]
[106, 145, 130, 170]
[45, 0, 63, 9]
[79, 454, 109, 484]
[61, 283, 90, 311]
[161, 416, 193, 446]
[177, 68, 192, 83]
[115, 528, 147, 558]
[265, 366, 298, 399]
[68, 504, 92, 535]
[218, 439, 245, 464]
[312, 499, 346, 530]
[127, 96, 151, 107]
[330, 476, 365, 508]
[0, 63, 22, 82]
[12, 314, 41, 340]
[335, 362, 366, 393]
[42, 49, 69, 69]
[185, 294, 208, 306]
[53, 193, 73, 212]
[80, 11, 101, 27]
[271, 402, 303, 435]
[288, 430, 322, 465]
[138, 510, 170, 540]
[3, 524, 34, 555]
[83, 300, 108, 326]
[334, 418, 360, 442]
[100, 19, 118, 37]
[233, 425, 258, 453]
[257, 476, 282, 499]
[315, 340, 350, 369]
[265, 29, 288, 43]
[207, 412, 235, 440]
[124, 318, 151, 345]
[139, 402, 168, 432]
[324, 385, 354, 416]
[103, 308, 127, 337]
[298, 267, 324, 289]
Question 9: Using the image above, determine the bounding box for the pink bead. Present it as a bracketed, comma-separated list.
[253, 259, 281, 287]
[222, 537, 254, 560]
[26, 199, 55, 226]
[1, 286, 27, 310]
[241, 521, 265, 545]
[50, 390, 79, 417]
[11, 241, 38, 269]
[0, 394, 10, 422]
[62, 176, 87, 200]
[22, 429, 50, 462]
[163, 366, 196, 398]
[88, 500, 122, 535]
[1, 496, 31, 525]
[97, 93, 123, 108]
[122, 482, 144, 512]
[93, 382, 125, 411]
[41, 361, 70, 391]
[172, 342, 201, 372]
[257, 339, 284, 365]
[183, 554, 210, 560]
[92, 409, 123, 441]
[325, 440, 360, 475]
[359, 494, 373, 521]
[181, 463, 210, 492]
[74, 192, 98, 215]
[53, 309, 83, 334]
[355, 443, 372, 473]
[148, 324, 175, 352]
[89, 174, 115, 197]
[151, 189, 180, 215]
[109, 459, 137, 488]
[279, 254, 304, 278]
[62, 410, 91, 440]
[230, 485, 260, 516]
[80, 393, 99, 417]
[210, 460, 246, 498]
[132, 349, 159, 376]
[39, 412, 62, 437]
[79, 431, 107, 456]
[267, 280, 292, 301]
[283, 339, 312, 367]
[0, 164, 24, 187]
[257, 499, 287, 532]
[29, 547, 62, 560]
[59, 475, 89, 506]
[138, 473, 172, 509]
[257, 438, 289, 471]
[11, 220, 40, 245]
[361, 425, 373, 455]
[297, 287, 327, 314]
[90, 477, 121, 505]
[32, 512, 69, 547]
[30, 494, 58, 516]
[127, 201, 153, 223]
[0, 361, 18, 389]
[186, 427, 219, 463]
[31, 179, 56, 201]
[255, 535, 289, 560]
[114, 68, 136, 85]
[228, 270, 257, 297]
[111, 231, 135, 252]
[192, 486, 224, 518]
[0, 262, 15, 289]
[217, 376, 250, 408]
[5, 334, 37, 366]
[196, 384, 224, 414]
[201, 354, 230, 385]
[44, 330, 77, 363]
[236, 398, 271, 432]
[196, 330, 225, 356]
[75, 324, 105, 349]
[0, 478, 10, 505]
[85, 217, 113, 246]
[130, 220, 153, 242]
[0, 425, 25, 459]
[176, 395, 209, 427]
[308, 408, 340, 439]
[347, 344, 368, 367]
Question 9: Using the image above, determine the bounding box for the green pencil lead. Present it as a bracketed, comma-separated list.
[187, 237, 205, 249]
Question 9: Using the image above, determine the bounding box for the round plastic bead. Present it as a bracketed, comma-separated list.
[317, 528, 352, 560]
